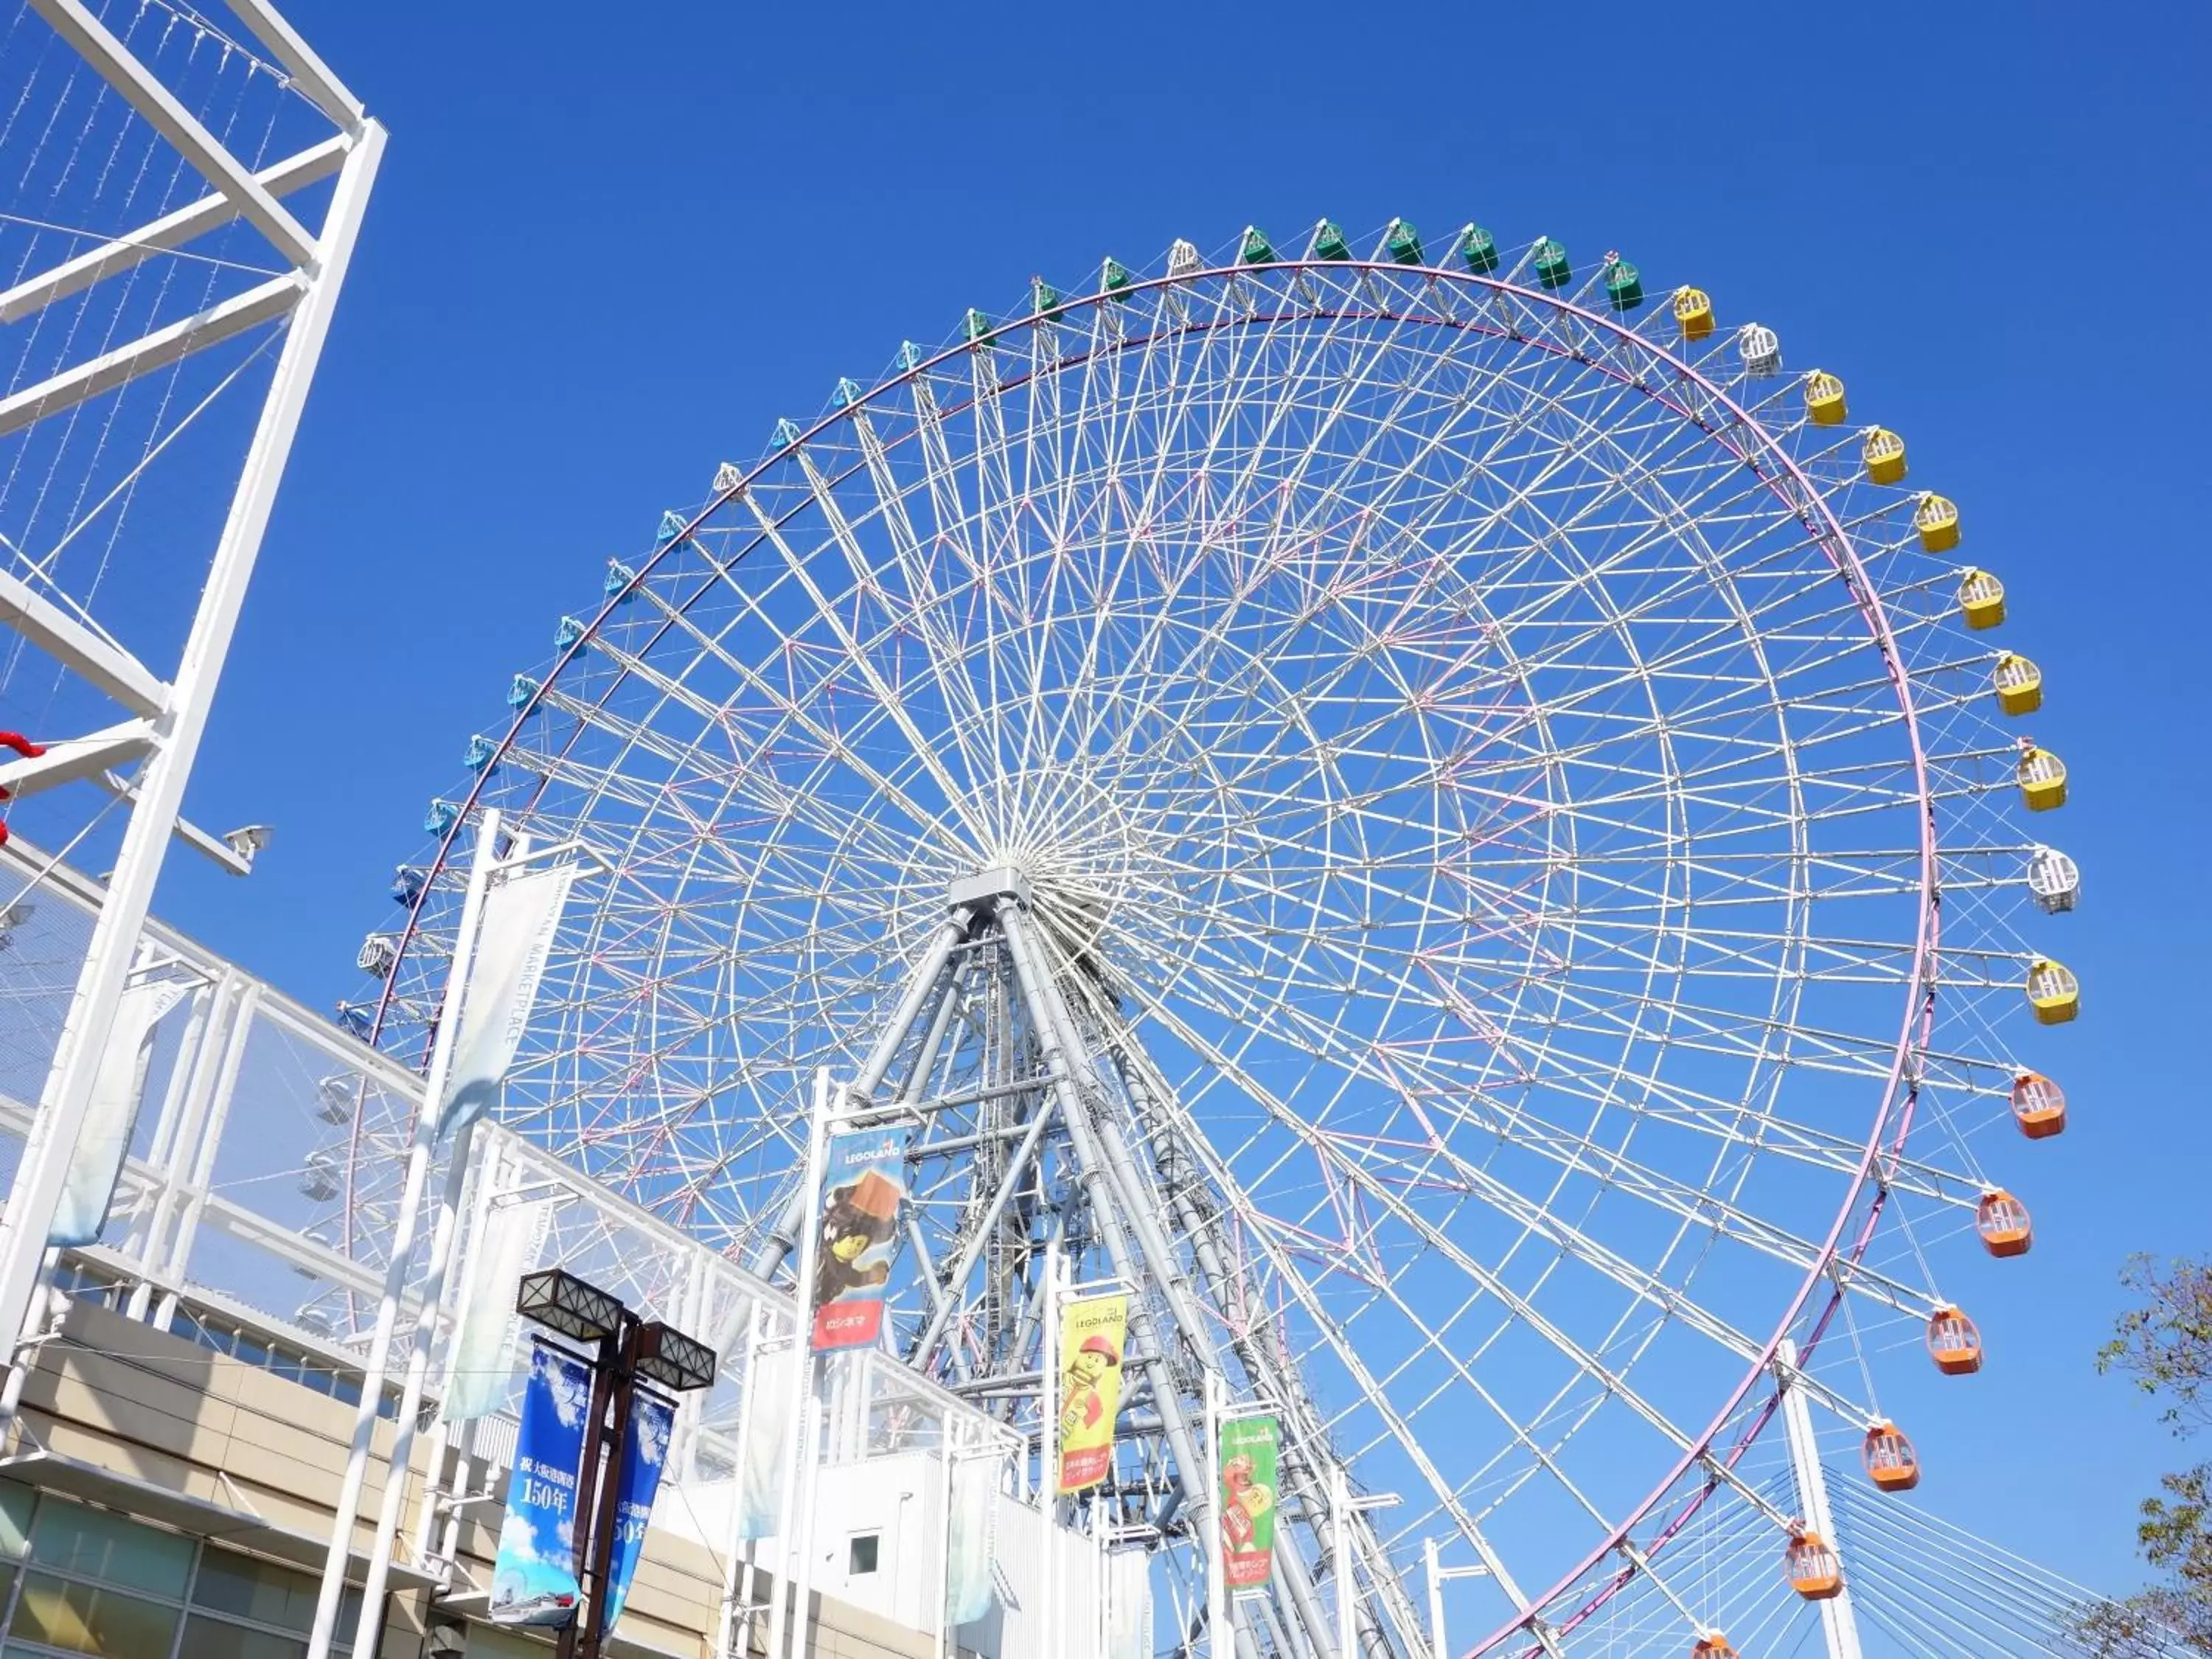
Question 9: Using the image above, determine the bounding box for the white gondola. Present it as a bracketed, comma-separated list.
[1166, 238, 1202, 279]
[1739, 322, 1782, 378]
[355, 931, 399, 977]
[299, 1149, 341, 1203]
[2028, 846, 2081, 914]
[314, 1075, 357, 1126]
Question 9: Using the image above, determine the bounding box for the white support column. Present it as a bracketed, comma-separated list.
[1204, 1369, 1228, 1659]
[342, 1119, 480, 1657]
[1778, 1338, 1865, 1659]
[769, 1069, 833, 1659]
[304, 807, 499, 1659]
[0, 115, 384, 1365]
[1040, 1239, 1062, 1659]
[1425, 1538, 1445, 1659]
[1332, 1464, 1354, 1659]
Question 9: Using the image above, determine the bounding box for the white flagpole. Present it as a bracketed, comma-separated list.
[1424, 1537, 1446, 1659]
[305, 808, 501, 1659]
[1040, 1238, 1062, 1659]
[717, 1303, 765, 1659]
[1205, 1369, 1228, 1659]
[771, 1068, 832, 1659]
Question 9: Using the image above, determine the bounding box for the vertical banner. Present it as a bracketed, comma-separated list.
[1054, 1294, 1127, 1494]
[435, 861, 577, 1138]
[735, 1343, 793, 1540]
[1106, 1545, 1152, 1659]
[441, 1196, 551, 1423]
[809, 1127, 908, 1352]
[489, 1339, 592, 1627]
[1217, 1415, 1280, 1589]
[49, 976, 191, 1248]
[602, 1391, 675, 1635]
[944, 1453, 1000, 1627]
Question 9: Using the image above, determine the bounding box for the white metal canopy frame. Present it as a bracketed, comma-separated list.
[0, 0, 381, 1385]
[356, 223, 2082, 1655]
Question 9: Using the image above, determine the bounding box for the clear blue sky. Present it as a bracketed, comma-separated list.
[139, 0, 2208, 1608]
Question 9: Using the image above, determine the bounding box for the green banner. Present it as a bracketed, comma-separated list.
[1218, 1414, 1279, 1587]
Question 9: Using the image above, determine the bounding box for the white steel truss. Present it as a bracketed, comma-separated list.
[0, 0, 384, 1371]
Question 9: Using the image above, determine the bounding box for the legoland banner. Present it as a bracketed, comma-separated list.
[1217, 1414, 1280, 1589]
[489, 1339, 591, 1627]
[602, 1389, 675, 1635]
[810, 1127, 908, 1352]
[1054, 1293, 1127, 1494]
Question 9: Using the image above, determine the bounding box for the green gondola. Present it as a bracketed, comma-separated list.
[1312, 220, 1351, 261]
[1102, 257, 1134, 302]
[1459, 224, 1500, 274]
[1385, 218, 1424, 265]
[1032, 276, 1062, 316]
[964, 307, 995, 345]
[1604, 260, 1644, 311]
[1240, 225, 1276, 265]
[1534, 237, 1571, 290]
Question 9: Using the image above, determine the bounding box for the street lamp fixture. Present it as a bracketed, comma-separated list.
[514, 1269, 715, 1659]
[516, 1267, 625, 1346]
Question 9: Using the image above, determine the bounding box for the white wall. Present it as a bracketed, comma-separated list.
[654, 1461, 1121, 1657]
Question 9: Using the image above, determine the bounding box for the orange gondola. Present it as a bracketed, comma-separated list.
[1926, 1303, 1984, 1375]
[2011, 1070, 2067, 1139]
[1861, 1419, 1921, 1492]
[1785, 1528, 1843, 1600]
[1977, 1189, 2034, 1257]
[1693, 1637, 1739, 1658]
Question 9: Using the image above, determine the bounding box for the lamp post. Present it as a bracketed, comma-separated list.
[516, 1267, 717, 1659]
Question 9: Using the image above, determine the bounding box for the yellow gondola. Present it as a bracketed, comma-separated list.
[1863, 427, 1907, 485]
[2026, 956, 2080, 1024]
[1673, 286, 1714, 341]
[1804, 370, 1846, 425]
[2017, 742, 2067, 810]
[1994, 653, 2043, 715]
[1958, 568, 2006, 630]
[1916, 493, 1961, 552]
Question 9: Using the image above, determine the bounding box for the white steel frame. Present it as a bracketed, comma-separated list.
[0, 0, 385, 1374]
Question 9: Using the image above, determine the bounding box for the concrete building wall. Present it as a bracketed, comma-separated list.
[1, 1292, 937, 1658]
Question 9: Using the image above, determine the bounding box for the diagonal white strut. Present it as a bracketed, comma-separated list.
[1778, 1338, 1865, 1659]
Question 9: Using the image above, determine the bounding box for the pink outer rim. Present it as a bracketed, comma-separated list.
[358, 255, 1941, 1649]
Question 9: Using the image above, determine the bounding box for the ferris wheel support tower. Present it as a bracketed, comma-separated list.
[0, 0, 384, 1370]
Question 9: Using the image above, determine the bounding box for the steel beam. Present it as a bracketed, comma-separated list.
[220, 0, 364, 132]
[24, 0, 319, 268]
[999, 904, 1266, 1659]
[0, 720, 153, 798]
[0, 275, 303, 439]
[0, 569, 167, 714]
[0, 138, 347, 325]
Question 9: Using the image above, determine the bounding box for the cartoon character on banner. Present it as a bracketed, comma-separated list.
[1061, 1334, 1120, 1441]
[815, 1168, 900, 1307]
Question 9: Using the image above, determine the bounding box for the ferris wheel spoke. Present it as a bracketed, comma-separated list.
[1141, 988, 1813, 1558]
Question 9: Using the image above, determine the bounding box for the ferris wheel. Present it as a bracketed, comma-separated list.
[351, 218, 2085, 1655]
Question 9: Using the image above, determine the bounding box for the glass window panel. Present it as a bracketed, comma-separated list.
[10, 1571, 181, 1656]
[189, 1550, 319, 1633]
[177, 1611, 307, 1659]
[26, 1502, 192, 1599]
[0, 1484, 31, 1558]
[190, 1557, 316, 1637]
